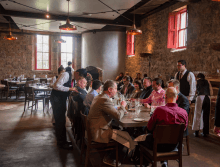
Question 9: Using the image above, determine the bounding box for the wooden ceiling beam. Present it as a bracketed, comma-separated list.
[0, 9, 133, 27]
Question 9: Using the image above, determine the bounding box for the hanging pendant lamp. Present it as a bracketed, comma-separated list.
[59, 0, 77, 31]
[55, 24, 66, 43]
[4, 22, 17, 40]
[126, 7, 142, 35]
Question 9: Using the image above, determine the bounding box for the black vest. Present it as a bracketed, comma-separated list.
[176, 71, 190, 96]
[197, 79, 210, 96]
[64, 67, 72, 87]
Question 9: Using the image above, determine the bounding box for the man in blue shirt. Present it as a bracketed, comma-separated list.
[83, 80, 102, 115]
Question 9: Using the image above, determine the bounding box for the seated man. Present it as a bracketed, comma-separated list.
[88, 80, 135, 166]
[83, 79, 102, 115]
[139, 77, 153, 99]
[120, 75, 135, 98]
[141, 78, 165, 110]
[72, 76, 88, 112]
[167, 79, 190, 137]
[140, 87, 188, 167]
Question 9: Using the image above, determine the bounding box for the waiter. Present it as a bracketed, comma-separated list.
[65, 61, 73, 88]
[175, 60, 196, 104]
[50, 66, 75, 150]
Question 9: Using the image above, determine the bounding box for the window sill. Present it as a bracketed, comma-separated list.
[170, 48, 187, 53]
[32, 70, 51, 72]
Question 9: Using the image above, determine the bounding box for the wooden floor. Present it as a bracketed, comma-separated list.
[0, 101, 220, 167]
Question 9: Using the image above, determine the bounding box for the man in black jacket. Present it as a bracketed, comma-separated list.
[214, 86, 220, 137]
[140, 77, 153, 99]
[168, 79, 190, 136]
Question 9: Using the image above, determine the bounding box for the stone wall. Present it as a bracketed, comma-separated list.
[125, 0, 220, 83]
[0, 31, 81, 81]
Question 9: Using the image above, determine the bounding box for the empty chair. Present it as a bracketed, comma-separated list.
[1, 80, 17, 100]
[40, 78, 47, 84]
[140, 124, 185, 167]
[24, 87, 45, 112]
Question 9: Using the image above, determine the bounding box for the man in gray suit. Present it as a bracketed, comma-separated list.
[88, 80, 127, 166]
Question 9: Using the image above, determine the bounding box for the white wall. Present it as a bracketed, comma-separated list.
[82, 31, 126, 81]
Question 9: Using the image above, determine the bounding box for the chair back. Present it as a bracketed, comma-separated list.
[153, 124, 185, 145]
[27, 78, 34, 81]
[1, 80, 9, 91]
[24, 87, 35, 100]
[25, 81, 33, 87]
[80, 111, 92, 145]
[40, 78, 47, 83]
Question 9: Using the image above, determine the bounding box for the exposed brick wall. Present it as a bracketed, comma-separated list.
[125, 0, 220, 83]
[0, 31, 81, 81]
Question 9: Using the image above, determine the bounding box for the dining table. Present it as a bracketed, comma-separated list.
[117, 107, 151, 128]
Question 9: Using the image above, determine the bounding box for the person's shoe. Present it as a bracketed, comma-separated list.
[193, 131, 199, 137]
[103, 156, 121, 167]
[201, 133, 208, 137]
[57, 143, 73, 150]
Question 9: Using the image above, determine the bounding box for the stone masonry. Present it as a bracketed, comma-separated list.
[0, 31, 81, 81]
[125, 0, 220, 83]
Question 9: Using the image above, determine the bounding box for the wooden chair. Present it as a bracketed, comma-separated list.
[27, 78, 34, 81]
[24, 87, 45, 112]
[80, 111, 119, 167]
[40, 78, 47, 84]
[1, 80, 17, 100]
[140, 124, 185, 167]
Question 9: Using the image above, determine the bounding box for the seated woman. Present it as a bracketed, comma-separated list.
[130, 80, 142, 99]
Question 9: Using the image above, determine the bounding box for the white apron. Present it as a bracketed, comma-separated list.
[192, 95, 209, 131]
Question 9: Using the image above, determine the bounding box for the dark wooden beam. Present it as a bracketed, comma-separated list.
[141, 0, 178, 19]
[0, 10, 133, 27]
[0, 4, 19, 29]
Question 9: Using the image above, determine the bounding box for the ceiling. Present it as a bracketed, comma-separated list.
[0, 0, 179, 34]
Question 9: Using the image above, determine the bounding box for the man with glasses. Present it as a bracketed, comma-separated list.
[175, 60, 196, 104]
[120, 76, 135, 98]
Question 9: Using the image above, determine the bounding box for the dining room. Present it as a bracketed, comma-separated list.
[1, 0, 220, 167]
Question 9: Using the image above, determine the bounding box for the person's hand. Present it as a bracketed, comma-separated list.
[69, 87, 79, 93]
[214, 126, 220, 137]
[121, 100, 127, 107]
[144, 103, 151, 108]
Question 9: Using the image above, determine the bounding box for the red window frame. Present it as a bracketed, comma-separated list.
[167, 8, 187, 49]
[59, 36, 74, 68]
[127, 34, 135, 56]
[35, 35, 51, 70]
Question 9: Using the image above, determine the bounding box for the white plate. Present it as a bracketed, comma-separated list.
[133, 118, 144, 122]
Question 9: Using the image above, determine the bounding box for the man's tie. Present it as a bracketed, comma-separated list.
[179, 72, 183, 80]
[124, 86, 128, 95]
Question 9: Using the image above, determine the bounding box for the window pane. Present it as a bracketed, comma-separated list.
[43, 53, 49, 61]
[180, 12, 186, 29]
[61, 53, 67, 62]
[179, 30, 186, 47]
[37, 43, 42, 52]
[43, 35, 49, 44]
[37, 61, 42, 69]
[37, 53, 42, 61]
[66, 37, 73, 52]
[43, 61, 49, 69]
[67, 53, 72, 62]
[37, 35, 42, 43]
[43, 44, 49, 52]
[61, 43, 67, 52]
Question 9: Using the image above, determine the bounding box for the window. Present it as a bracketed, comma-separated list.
[127, 34, 135, 57]
[167, 8, 187, 49]
[35, 35, 50, 70]
[60, 36, 73, 68]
